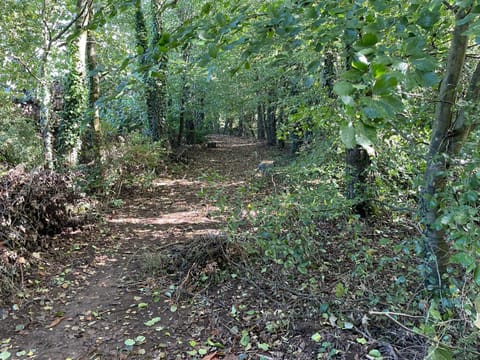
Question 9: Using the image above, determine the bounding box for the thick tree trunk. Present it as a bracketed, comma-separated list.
[421, 8, 473, 289]
[344, 28, 371, 218]
[58, 0, 89, 168]
[134, 2, 166, 142]
[346, 145, 371, 218]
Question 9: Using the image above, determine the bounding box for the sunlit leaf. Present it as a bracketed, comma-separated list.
[340, 123, 356, 149]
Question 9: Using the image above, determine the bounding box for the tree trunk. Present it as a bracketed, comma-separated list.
[421, 8, 474, 289]
[265, 93, 276, 146]
[277, 107, 285, 148]
[82, 0, 101, 165]
[344, 28, 371, 218]
[238, 111, 244, 137]
[134, 1, 166, 142]
[39, 75, 55, 170]
[346, 145, 371, 218]
[185, 112, 195, 145]
[58, 0, 89, 168]
[256, 104, 266, 140]
[322, 52, 336, 98]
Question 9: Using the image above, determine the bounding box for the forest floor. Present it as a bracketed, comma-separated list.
[0, 135, 425, 360]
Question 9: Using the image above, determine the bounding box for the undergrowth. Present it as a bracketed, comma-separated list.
[209, 135, 480, 359]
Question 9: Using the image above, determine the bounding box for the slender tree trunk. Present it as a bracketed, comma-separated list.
[39, 72, 54, 170]
[265, 92, 276, 146]
[39, 2, 54, 170]
[83, 0, 101, 164]
[421, 8, 474, 289]
[322, 52, 336, 98]
[185, 111, 195, 144]
[277, 107, 285, 148]
[238, 111, 244, 137]
[257, 103, 266, 140]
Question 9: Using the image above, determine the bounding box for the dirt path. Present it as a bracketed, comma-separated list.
[0, 136, 280, 360]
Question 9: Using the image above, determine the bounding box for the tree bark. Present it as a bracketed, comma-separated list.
[265, 92, 276, 146]
[82, 0, 101, 164]
[421, 7, 473, 289]
[134, 1, 167, 142]
[58, 0, 89, 168]
[346, 145, 371, 217]
[256, 103, 266, 140]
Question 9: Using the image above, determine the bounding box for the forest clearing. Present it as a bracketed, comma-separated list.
[1, 1, 480, 359]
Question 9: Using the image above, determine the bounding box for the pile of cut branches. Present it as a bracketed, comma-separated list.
[0, 165, 85, 251]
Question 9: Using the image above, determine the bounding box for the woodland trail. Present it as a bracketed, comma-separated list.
[0, 135, 280, 360]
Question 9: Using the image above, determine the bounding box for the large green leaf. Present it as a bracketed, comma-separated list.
[351, 53, 369, 72]
[334, 81, 354, 96]
[357, 33, 379, 47]
[417, 9, 441, 29]
[340, 123, 356, 149]
[355, 122, 376, 155]
[450, 252, 475, 268]
[373, 74, 398, 95]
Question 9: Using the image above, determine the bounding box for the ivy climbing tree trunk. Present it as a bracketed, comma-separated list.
[134, 0, 167, 142]
[37, 0, 79, 169]
[421, 7, 478, 290]
[82, 0, 102, 165]
[58, 0, 89, 168]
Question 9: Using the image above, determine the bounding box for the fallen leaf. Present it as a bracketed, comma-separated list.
[48, 317, 65, 328]
[202, 352, 218, 360]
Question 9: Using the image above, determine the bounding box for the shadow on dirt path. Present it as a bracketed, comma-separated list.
[0, 135, 281, 360]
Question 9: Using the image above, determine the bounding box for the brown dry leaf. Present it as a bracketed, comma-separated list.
[222, 354, 237, 360]
[201, 352, 218, 360]
[48, 316, 65, 328]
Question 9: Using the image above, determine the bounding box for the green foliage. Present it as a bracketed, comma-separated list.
[228, 135, 348, 272]
[0, 102, 42, 168]
[100, 92, 148, 134]
[57, 52, 87, 164]
[96, 132, 168, 195]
